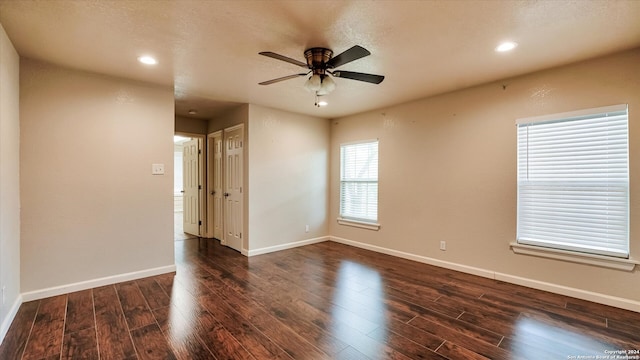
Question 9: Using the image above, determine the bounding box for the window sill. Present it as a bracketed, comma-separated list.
[510, 242, 638, 271]
[337, 218, 380, 231]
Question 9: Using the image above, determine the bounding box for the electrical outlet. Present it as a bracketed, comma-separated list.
[440, 241, 446, 251]
[305, 224, 309, 233]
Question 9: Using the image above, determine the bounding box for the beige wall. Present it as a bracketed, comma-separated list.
[247, 104, 329, 252]
[0, 23, 20, 340]
[330, 49, 640, 305]
[175, 116, 208, 135]
[208, 104, 248, 134]
[20, 59, 175, 293]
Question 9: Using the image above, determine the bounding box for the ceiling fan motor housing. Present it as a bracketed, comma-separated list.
[304, 48, 333, 75]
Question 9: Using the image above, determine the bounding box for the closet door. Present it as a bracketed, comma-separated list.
[222, 124, 244, 252]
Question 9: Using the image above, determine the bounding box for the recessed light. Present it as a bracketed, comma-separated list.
[188, 109, 198, 115]
[495, 41, 518, 52]
[317, 101, 328, 107]
[138, 55, 158, 65]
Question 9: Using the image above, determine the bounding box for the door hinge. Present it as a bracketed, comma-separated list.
[240, 232, 242, 239]
[198, 149, 202, 154]
[198, 185, 202, 190]
[199, 220, 202, 226]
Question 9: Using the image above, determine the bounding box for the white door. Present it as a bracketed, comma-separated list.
[223, 125, 243, 252]
[183, 138, 200, 236]
[208, 132, 224, 240]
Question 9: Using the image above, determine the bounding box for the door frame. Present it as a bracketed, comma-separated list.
[175, 132, 207, 237]
[206, 131, 222, 240]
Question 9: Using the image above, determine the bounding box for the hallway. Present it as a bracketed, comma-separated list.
[174, 211, 197, 241]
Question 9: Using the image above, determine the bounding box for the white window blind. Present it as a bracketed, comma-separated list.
[340, 140, 378, 223]
[516, 104, 629, 258]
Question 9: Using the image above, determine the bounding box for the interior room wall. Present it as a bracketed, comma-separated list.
[247, 104, 330, 254]
[175, 115, 208, 134]
[208, 104, 248, 134]
[19, 59, 175, 296]
[329, 48, 640, 308]
[0, 23, 21, 343]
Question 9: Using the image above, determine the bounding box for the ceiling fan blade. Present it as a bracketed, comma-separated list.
[332, 71, 384, 84]
[259, 51, 308, 68]
[259, 73, 307, 85]
[326, 45, 371, 69]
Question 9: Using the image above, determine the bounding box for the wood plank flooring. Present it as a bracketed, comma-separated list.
[1, 239, 639, 359]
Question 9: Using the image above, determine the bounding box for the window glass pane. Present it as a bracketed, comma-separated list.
[516, 105, 629, 258]
[340, 141, 378, 222]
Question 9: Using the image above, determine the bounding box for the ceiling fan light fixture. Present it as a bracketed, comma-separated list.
[318, 75, 336, 95]
[305, 73, 336, 96]
[304, 74, 322, 92]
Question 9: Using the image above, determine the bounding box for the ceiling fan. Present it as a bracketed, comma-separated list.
[258, 45, 384, 105]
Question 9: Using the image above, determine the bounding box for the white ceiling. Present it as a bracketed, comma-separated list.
[1, 0, 639, 119]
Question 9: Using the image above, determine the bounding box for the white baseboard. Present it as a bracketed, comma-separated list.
[495, 273, 640, 312]
[0, 295, 23, 346]
[330, 236, 495, 279]
[21, 264, 176, 302]
[247, 236, 329, 257]
[329, 236, 640, 313]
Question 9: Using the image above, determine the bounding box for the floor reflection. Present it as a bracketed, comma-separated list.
[509, 316, 619, 359]
[167, 277, 199, 343]
[331, 260, 388, 358]
[174, 211, 197, 241]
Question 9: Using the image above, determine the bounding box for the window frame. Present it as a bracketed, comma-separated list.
[512, 104, 637, 270]
[338, 139, 380, 230]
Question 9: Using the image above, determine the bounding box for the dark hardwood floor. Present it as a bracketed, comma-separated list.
[1, 239, 639, 359]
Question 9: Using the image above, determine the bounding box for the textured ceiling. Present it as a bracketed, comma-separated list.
[1, 0, 639, 119]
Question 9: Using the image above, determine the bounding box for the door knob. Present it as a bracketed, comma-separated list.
[224, 193, 230, 197]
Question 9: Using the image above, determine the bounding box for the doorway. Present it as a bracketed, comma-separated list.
[206, 124, 244, 253]
[174, 134, 204, 240]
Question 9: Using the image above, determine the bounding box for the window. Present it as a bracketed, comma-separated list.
[340, 140, 379, 225]
[516, 104, 629, 258]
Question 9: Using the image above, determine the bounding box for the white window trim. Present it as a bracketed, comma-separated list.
[510, 242, 638, 271]
[515, 104, 627, 125]
[337, 218, 381, 231]
[514, 104, 632, 268]
[339, 139, 379, 226]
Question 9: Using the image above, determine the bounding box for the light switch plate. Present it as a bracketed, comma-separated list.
[152, 163, 165, 175]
